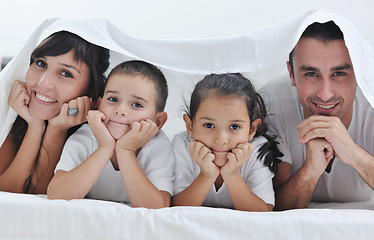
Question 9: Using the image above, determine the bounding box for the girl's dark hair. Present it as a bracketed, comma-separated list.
[186, 73, 283, 173]
[10, 31, 110, 193]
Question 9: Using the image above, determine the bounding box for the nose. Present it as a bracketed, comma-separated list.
[37, 71, 55, 90]
[114, 104, 128, 117]
[317, 78, 334, 102]
[213, 130, 228, 145]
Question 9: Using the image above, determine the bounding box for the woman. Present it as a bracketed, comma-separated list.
[0, 30, 110, 194]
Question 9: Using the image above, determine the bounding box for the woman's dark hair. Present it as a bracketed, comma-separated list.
[10, 31, 110, 193]
[186, 73, 283, 173]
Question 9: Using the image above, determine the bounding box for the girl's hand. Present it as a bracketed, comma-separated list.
[116, 119, 159, 153]
[220, 142, 254, 177]
[8, 80, 44, 128]
[48, 96, 92, 131]
[190, 140, 219, 178]
[87, 110, 115, 150]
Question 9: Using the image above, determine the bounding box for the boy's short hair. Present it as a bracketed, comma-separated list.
[107, 60, 168, 112]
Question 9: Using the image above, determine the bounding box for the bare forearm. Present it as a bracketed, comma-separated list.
[33, 126, 69, 194]
[224, 173, 271, 212]
[172, 173, 216, 207]
[48, 147, 112, 200]
[274, 167, 318, 210]
[350, 146, 374, 190]
[0, 126, 43, 193]
[117, 151, 170, 208]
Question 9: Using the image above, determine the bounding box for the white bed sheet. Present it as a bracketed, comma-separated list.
[1, 191, 374, 240]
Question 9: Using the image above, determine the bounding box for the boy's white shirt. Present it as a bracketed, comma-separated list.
[55, 124, 174, 202]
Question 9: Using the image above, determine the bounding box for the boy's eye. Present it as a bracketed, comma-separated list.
[61, 71, 73, 78]
[203, 123, 214, 129]
[230, 124, 240, 130]
[107, 97, 118, 102]
[35, 60, 47, 68]
[132, 102, 144, 108]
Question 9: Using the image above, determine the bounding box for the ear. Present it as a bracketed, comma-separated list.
[183, 114, 193, 138]
[155, 111, 168, 130]
[248, 118, 261, 141]
[96, 97, 102, 109]
[286, 61, 296, 87]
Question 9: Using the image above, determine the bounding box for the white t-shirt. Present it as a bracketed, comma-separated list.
[55, 124, 175, 202]
[172, 131, 275, 208]
[262, 75, 374, 203]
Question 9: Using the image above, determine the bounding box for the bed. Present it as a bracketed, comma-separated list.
[1, 9, 374, 240]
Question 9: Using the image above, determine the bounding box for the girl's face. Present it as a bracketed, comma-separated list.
[26, 50, 90, 120]
[185, 93, 255, 167]
[98, 73, 158, 140]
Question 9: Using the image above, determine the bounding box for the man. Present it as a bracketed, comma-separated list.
[263, 21, 374, 210]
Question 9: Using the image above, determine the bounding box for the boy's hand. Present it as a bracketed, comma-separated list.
[190, 140, 219, 178]
[116, 119, 159, 153]
[220, 142, 254, 178]
[87, 110, 115, 149]
[8, 80, 44, 128]
[49, 96, 92, 131]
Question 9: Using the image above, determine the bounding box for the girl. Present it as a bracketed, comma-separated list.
[0, 31, 110, 194]
[172, 73, 282, 211]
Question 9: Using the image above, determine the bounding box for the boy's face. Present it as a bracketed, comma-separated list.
[98, 73, 158, 139]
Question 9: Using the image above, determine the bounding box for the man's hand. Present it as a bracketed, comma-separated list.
[304, 138, 334, 177]
[297, 115, 357, 165]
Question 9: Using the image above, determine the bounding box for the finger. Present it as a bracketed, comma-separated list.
[60, 103, 69, 117]
[297, 121, 332, 140]
[300, 128, 332, 144]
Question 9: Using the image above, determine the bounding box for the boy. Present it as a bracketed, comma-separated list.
[47, 60, 174, 209]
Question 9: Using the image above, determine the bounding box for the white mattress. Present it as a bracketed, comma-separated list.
[1, 191, 373, 240]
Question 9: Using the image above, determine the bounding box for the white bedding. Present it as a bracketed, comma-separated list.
[1, 191, 374, 240]
[1, 9, 374, 240]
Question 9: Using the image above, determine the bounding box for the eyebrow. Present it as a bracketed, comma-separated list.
[105, 91, 149, 103]
[199, 117, 246, 123]
[60, 63, 81, 74]
[299, 64, 352, 72]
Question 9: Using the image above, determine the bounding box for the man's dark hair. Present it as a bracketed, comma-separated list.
[289, 21, 344, 75]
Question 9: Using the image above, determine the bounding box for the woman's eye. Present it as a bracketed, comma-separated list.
[108, 97, 118, 102]
[61, 71, 73, 78]
[203, 123, 214, 129]
[35, 60, 46, 68]
[132, 102, 143, 108]
[230, 124, 240, 130]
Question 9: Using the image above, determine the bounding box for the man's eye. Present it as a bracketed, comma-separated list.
[108, 97, 118, 102]
[61, 71, 73, 78]
[35, 60, 46, 68]
[132, 102, 143, 108]
[305, 72, 317, 77]
[203, 123, 214, 128]
[230, 124, 240, 130]
[334, 71, 346, 77]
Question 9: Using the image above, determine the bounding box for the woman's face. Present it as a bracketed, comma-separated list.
[25, 50, 90, 120]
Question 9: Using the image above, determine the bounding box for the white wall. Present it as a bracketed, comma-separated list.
[0, 0, 373, 57]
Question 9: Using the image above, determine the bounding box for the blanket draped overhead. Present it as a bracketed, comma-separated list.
[1, 9, 373, 144]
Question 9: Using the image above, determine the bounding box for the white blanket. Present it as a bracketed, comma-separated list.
[1, 9, 374, 240]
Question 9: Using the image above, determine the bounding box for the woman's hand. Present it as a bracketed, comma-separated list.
[8, 80, 44, 129]
[48, 96, 91, 131]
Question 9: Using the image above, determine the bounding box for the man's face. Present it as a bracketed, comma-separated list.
[288, 38, 357, 127]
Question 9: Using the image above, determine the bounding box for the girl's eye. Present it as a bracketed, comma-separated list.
[203, 123, 214, 129]
[230, 124, 240, 130]
[35, 60, 47, 68]
[61, 71, 73, 78]
[107, 97, 118, 102]
[132, 102, 144, 108]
